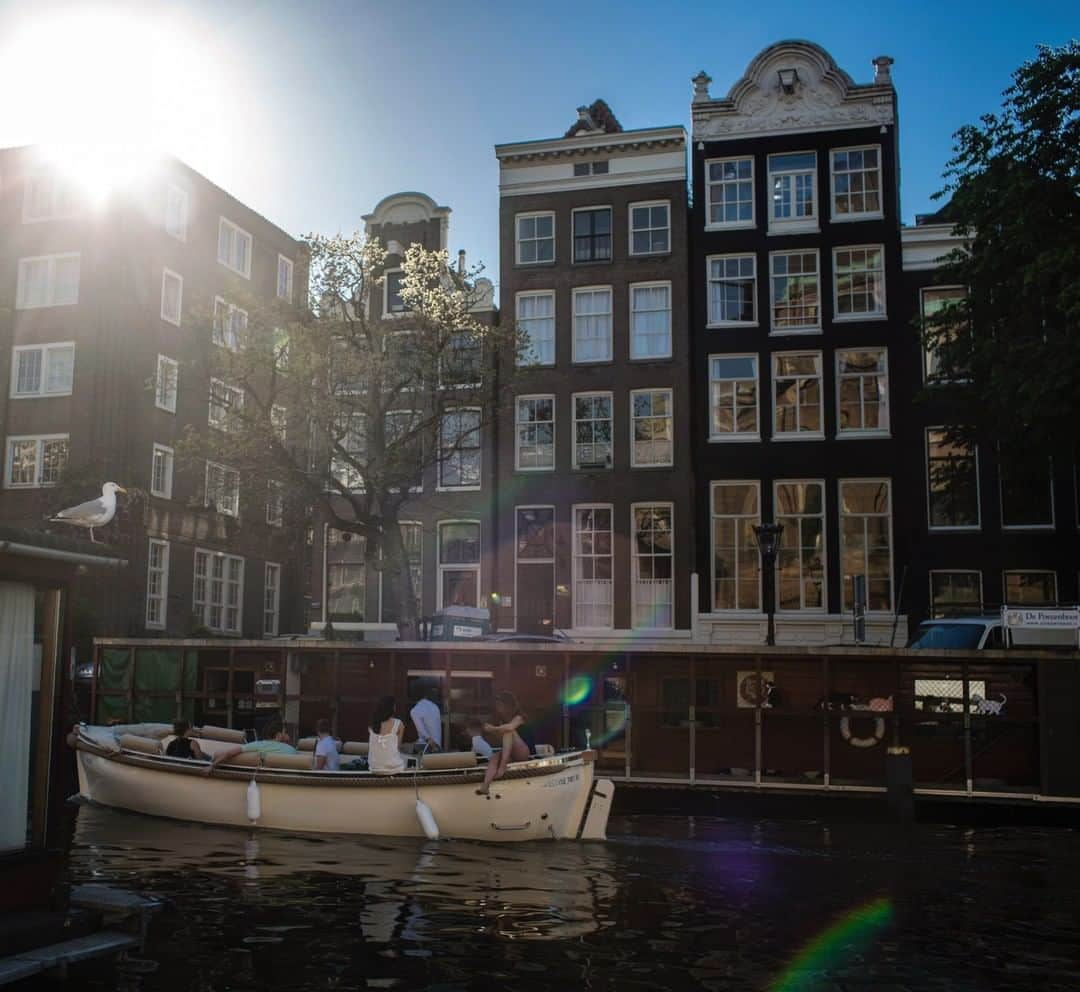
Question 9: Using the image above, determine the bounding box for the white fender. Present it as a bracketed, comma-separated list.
[415, 798, 439, 840]
[246, 778, 261, 823]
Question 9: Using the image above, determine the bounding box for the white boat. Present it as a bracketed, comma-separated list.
[69, 724, 614, 843]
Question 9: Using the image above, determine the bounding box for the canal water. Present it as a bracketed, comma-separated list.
[62, 803, 1079, 991]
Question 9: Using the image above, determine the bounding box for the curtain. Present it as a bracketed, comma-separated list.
[0, 581, 35, 852]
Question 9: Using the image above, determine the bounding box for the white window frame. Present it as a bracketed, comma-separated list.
[264, 562, 281, 636]
[572, 391, 614, 470]
[629, 281, 672, 360]
[572, 504, 614, 630]
[772, 351, 824, 441]
[22, 169, 79, 223]
[165, 184, 188, 241]
[999, 456, 1055, 531]
[160, 268, 183, 326]
[571, 205, 613, 264]
[515, 211, 555, 266]
[515, 291, 556, 367]
[213, 297, 247, 351]
[193, 548, 245, 635]
[709, 480, 761, 613]
[16, 253, 80, 309]
[276, 254, 294, 301]
[155, 355, 178, 413]
[769, 249, 820, 334]
[204, 461, 240, 517]
[707, 254, 757, 327]
[572, 285, 613, 363]
[836, 348, 890, 437]
[437, 519, 482, 611]
[4, 434, 68, 489]
[145, 539, 170, 630]
[774, 480, 827, 613]
[217, 217, 252, 278]
[705, 156, 755, 230]
[208, 378, 244, 430]
[929, 570, 983, 618]
[830, 145, 884, 222]
[515, 394, 556, 472]
[628, 200, 671, 256]
[708, 353, 759, 443]
[383, 267, 407, 316]
[767, 150, 818, 233]
[11, 342, 75, 398]
[832, 245, 887, 321]
[266, 481, 284, 527]
[630, 502, 675, 630]
[925, 428, 982, 532]
[838, 478, 894, 613]
[630, 388, 674, 468]
[438, 407, 482, 492]
[920, 286, 968, 383]
[150, 443, 174, 499]
[1002, 570, 1058, 606]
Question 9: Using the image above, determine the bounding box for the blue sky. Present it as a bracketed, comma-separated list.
[0, 0, 1074, 289]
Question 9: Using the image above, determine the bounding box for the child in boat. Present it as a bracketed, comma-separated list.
[479, 692, 536, 794]
[204, 719, 296, 774]
[368, 696, 406, 775]
[165, 720, 205, 760]
[466, 717, 493, 759]
[313, 718, 340, 771]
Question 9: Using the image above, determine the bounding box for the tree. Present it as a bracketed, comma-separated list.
[178, 235, 522, 638]
[925, 42, 1080, 467]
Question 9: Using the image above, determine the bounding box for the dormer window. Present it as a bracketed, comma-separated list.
[573, 161, 609, 177]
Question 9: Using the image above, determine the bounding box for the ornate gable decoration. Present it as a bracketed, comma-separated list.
[564, 99, 624, 138]
[691, 41, 895, 141]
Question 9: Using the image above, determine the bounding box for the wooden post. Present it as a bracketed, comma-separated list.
[689, 655, 696, 785]
[623, 654, 631, 781]
[90, 641, 99, 725]
[561, 652, 570, 751]
[331, 650, 341, 738]
[226, 646, 236, 730]
[822, 655, 831, 788]
[962, 659, 972, 794]
[126, 646, 136, 723]
[754, 651, 763, 787]
[176, 650, 185, 722]
[30, 589, 62, 846]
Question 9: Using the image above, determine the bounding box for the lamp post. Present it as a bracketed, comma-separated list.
[753, 522, 784, 647]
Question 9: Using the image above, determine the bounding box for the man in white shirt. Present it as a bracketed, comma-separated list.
[313, 718, 340, 771]
[410, 686, 442, 752]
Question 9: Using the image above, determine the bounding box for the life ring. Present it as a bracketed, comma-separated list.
[840, 715, 885, 748]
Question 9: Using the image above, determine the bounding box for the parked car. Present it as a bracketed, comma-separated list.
[484, 632, 573, 644]
[906, 616, 1004, 650]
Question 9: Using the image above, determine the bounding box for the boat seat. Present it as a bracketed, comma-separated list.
[297, 737, 344, 752]
[221, 751, 262, 768]
[342, 741, 369, 756]
[197, 725, 246, 743]
[420, 751, 477, 771]
[118, 734, 164, 755]
[264, 753, 315, 770]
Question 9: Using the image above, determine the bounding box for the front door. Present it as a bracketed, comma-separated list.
[516, 507, 555, 634]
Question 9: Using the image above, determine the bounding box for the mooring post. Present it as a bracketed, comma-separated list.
[885, 745, 913, 821]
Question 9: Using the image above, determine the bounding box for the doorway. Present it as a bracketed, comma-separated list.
[515, 506, 555, 634]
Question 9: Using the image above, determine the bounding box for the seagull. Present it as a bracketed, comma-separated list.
[49, 482, 127, 543]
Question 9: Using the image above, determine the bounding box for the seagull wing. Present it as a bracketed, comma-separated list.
[52, 496, 109, 522]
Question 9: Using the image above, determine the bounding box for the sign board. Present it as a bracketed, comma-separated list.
[1002, 607, 1080, 630]
[452, 624, 483, 639]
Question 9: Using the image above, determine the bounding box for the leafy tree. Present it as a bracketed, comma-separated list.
[925, 42, 1079, 467]
[178, 235, 521, 638]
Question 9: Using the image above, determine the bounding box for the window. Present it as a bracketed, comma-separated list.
[926, 429, 980, 529]
[277, 255, 294, 301]
[516, 212, 554, 265]
[5, 435, 68, 488]
[920, 287, 967, 381]
[631, 504, 674, 629]
[709, 355, 758, 440]
[384, 268, 406, 314]
[629, 201, 670, 255]
[266, 481, 284, 526]
[205, 461, 240, 517]
[573, 505, 613, 629]
[439, 409, 481, 489]
[1000, 455, 1054, 530]
[1003, 571, 1057, 606]
[775, 481, 826, 611]
[573, 393, 613, 470]
[155, 355, 178, 413]
[12, 343, 74, 398]
[773, 353, 823, 438]
[573, 160, 609, 176]
[165, 185, 188, 240]
[839, 479, 893, 612]
[208, 379, 244, 429]
[572, 207, 612, 263]
[213, 298, 247, 350]
[385, 410, 423, 492]
[630, 283, 671, 359]
[217, 217, 252, 277]
[515, 396, 555, 471]
[770, 250, 820, 332]
[16, 253, 80, 309]
[711, 482, 760, 611]
[837, 349, 889, 434]
[194, 549, 244, 634]
[572, 287, 612, 362]
[145, 539, 170, 629]
[264, 563, 281, 636]
[23, 169, 79, 222]
[328, 560, 366, 623]
[441, 331, 483, 387]
[150, 444, 174, 499]
[930, 571, 983, 618]
[160, 268, 183, 326]
[707, 255, 756, 326]
[833, 246, 886, 318]
[331, 413, 366, 491]
[769, 151, 817, 229]
[706, 157, 754, 228]
[438, 521, 481, 609]
[515, 292, 555, 366]
[831, 146, 882, 220]
[516, 506, 555, 562]
[631, 389, 673, 467]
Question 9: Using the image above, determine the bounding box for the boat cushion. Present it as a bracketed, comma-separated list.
[264, 753, 315, 770]
[222, 751, 262, 768]
[296, 737, 316, 751]
[420, 751, 477, 771]
[342, 741, 369, 756]
[118, 734, 164, 755]
[197, 725, 246, 744]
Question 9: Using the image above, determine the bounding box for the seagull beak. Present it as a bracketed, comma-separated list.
[116, 487, 128, 494]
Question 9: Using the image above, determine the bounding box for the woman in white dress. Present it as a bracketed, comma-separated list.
[368, 696, 406, 775]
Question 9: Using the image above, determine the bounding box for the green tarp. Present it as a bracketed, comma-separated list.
[96, 648, 198, 724]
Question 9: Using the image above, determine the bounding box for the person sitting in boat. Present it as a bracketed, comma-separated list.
[478, 691, 537, 795]
[313, 718, 340, 771]
[368, 696, 407, 775]
[203, 719, 296, 774]
[165, 720, 205, 761]
[410, 685, 442, 753]
[466, 717, 493, 759]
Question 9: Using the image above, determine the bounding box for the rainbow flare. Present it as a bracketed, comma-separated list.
[770, 897, 893, 992]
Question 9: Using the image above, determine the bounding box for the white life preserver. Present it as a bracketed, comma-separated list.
[840, 715, 885, 748]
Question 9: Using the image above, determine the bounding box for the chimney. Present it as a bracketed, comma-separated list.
[872, 56, 894, 85]
[457, 249, 466, 275]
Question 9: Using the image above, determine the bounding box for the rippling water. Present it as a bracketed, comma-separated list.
[62, 803, 1080, 991]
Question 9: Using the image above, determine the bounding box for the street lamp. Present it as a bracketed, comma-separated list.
[753, 522, 784, 647]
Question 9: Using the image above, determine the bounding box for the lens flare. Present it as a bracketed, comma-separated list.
[562, 675, 592, 707]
